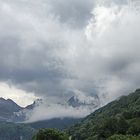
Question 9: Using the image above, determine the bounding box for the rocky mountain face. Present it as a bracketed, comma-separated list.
[0, 97, 42, 122]
[0, 98, 23, 121]
[25, 99, 43, 110]
[68, 93, 100, 112]
[11, 99, 43, 122]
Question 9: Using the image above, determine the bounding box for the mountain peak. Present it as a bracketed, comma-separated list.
[68, 91, 100, 109]
[0, 97, 6, 102]
[0, 97, 23, 122]
[25, 99, 43, 110]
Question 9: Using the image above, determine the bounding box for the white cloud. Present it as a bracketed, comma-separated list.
[25, 102, 95, 123]
[0, 82, 38, 107]
[0, 0, 140, 121]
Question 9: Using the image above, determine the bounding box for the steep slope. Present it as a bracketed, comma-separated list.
[0, 98, 23, 121]
[12, 99, 43, 122]
[69, 89, 140, 140]
[25, 99, 43, 110]
[68, 94, 100, 109]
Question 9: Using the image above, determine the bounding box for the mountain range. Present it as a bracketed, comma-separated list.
[0, 98, 23, 121]
[0, 93, 100, 129]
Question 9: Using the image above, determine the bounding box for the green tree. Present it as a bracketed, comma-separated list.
[107, 134, 140, 140]
[32, 129, 69, 140]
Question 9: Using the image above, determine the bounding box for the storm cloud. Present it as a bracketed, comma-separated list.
[0, 0, 140, 109]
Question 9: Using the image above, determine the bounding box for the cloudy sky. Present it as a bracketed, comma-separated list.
[0, 0, 140, 107]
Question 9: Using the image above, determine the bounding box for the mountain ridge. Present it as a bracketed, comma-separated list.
[0, 97, 23, 121]
[0, 94, 100, 129]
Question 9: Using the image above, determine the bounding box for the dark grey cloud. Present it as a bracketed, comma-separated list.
[0, 0, 140, 108]
[47, 0, 95, 28]
[0, 36, 68, 96]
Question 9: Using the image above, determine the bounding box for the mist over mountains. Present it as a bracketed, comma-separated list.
[0, 91, 100, 123]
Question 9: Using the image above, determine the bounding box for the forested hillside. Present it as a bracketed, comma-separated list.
[68, 89, 140, 140]
[0, 122, 35, 140]
[30, 118, 80, 130]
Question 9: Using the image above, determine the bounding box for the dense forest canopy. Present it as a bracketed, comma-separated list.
[32, 129, 69, 140]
